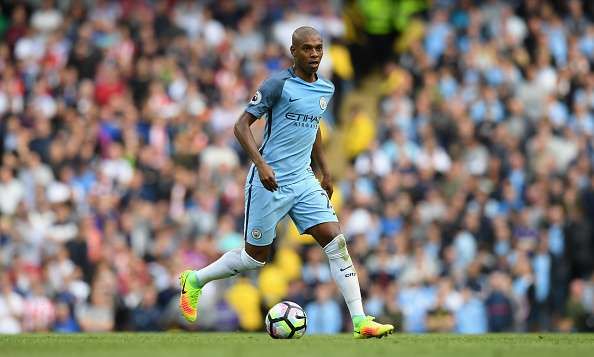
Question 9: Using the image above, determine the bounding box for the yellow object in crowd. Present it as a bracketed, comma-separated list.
[344, 110, 375, 159]
[380, 65, 410, 95]
[225, 278, 262, 331]
[273, 247, 302, 282]
[287, 221, 317, 245]
[394, 18, 425, 54]
[329, 44, 354, 80]
[258, 264, 289, 308]
[329, 185, 343, 216]
[320, 120, 331, 145]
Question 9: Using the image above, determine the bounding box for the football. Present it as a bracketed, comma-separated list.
[265, 301, 307, 339]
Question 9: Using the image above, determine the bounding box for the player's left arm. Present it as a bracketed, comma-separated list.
[311, 127, 333, 198]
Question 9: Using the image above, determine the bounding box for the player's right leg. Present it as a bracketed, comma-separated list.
[178, 244, 267, 322]
[179, 184, 290, 323]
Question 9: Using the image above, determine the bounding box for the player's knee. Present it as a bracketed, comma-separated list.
[241, 248, 266, 269]
[244, 242, 271, 263]
[323, 234, 351, 261]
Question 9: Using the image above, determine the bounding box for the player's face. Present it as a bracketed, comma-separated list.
[292, 35, 323, 74]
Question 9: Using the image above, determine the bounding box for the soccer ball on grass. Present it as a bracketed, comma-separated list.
[265, 301, 307, 339]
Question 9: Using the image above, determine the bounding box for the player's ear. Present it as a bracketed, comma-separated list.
[290, 45, 295, 56]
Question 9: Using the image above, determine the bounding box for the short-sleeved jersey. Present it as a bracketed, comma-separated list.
[245, 67, 334, 187]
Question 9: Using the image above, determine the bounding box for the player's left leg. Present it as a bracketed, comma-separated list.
[305, 222, 394, 338]
[289, 178, 394, 338]
[304, 222, 364, 318]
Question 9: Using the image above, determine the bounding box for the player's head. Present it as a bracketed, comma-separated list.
[290, 26, 322, 75]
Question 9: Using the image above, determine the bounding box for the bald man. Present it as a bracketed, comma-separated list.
[179, 26, 394, 338]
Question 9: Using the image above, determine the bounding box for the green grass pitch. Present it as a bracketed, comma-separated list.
[1, 333, 593, 357]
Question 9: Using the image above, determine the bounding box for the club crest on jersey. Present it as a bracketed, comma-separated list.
[251, 228, 262, 240]
[250, 91, 262, 105]
[319, 97, 328, 110]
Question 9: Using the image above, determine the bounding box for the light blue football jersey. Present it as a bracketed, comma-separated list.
[244, 67, 334, 187]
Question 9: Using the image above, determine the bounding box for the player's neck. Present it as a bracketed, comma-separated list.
[292, 66, 317, 83]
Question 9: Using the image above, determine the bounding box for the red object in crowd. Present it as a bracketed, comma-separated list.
[95, 80, 126, 106]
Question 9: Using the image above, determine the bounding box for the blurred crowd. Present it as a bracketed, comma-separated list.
[1, 0, 594, 335]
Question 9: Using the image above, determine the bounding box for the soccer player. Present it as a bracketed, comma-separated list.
[179, 26, 394, 338]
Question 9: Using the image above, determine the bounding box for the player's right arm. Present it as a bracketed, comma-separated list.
[234, 112, 278, 191]
[236, 75, 284, 191]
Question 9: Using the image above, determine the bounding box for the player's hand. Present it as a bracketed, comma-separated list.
[257, 163, 278, 191]
[320, 174, 333, 199]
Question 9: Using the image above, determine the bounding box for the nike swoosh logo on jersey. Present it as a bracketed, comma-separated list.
[339, 265, 353, 272]
[289, 97, 302, 102]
